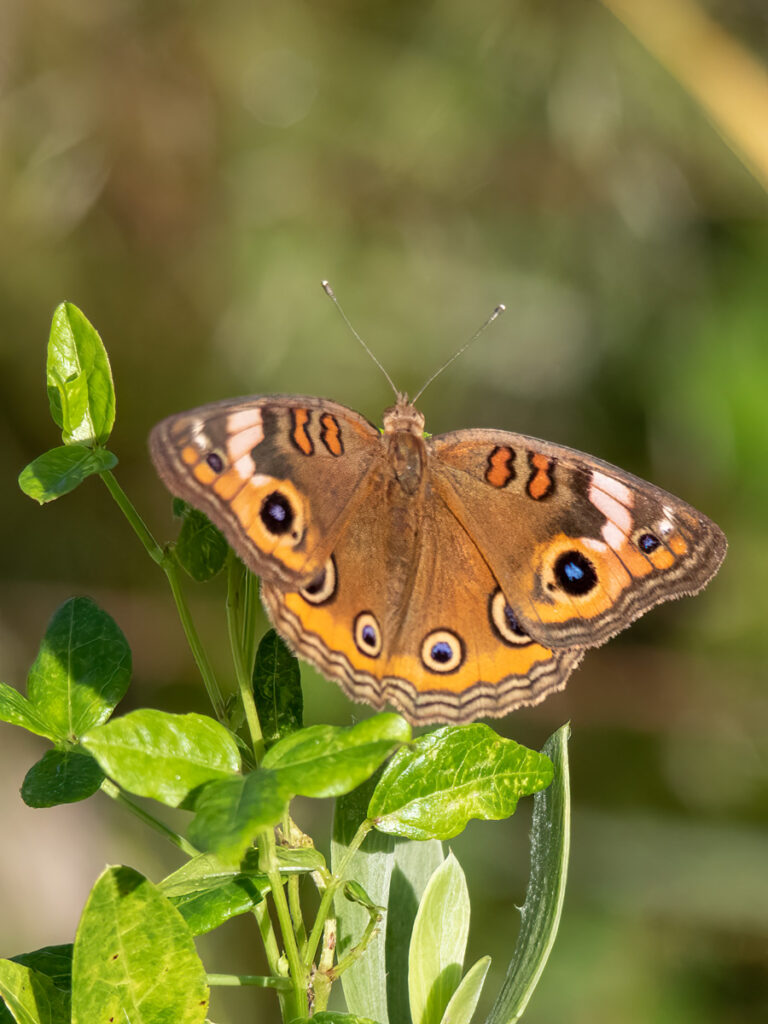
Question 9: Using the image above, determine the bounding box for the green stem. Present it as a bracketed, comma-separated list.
[254, 900, 282, 975]
[260, 828, 309, 1018]
[100, 470, 226, 721]
[332, 905, 381, 979]
[100, 469, 164, 563]
[207, 974, 292, 990]
[241, 569, 260, 679]
[227, 553, 264, 763]
[166, 558, 226, 720]
[100, 778, 199, 858]
[304, 818, 373, 968]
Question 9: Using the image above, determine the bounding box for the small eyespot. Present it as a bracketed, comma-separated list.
[354, 612, 382, 657]
[553, 550, 598, 596]
[421, 629, 464, 674]
[260, 491, 294, 536]
[489, 589, 533, 646]
[637, 532, 661, 554]
[299, 556, 337, 605]
[206, 452, 224, 473]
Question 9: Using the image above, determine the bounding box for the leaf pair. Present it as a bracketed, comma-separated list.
[19, 303, 117, 504]
[0, 597, 131, 808]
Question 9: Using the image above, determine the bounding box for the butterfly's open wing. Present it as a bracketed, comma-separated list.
[150, 396, 382, 587]
[262, 477, 583, 725]
[428, 429, 726, 649]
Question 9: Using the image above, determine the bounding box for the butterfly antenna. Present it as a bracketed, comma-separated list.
[412, 303, 506, 404]
[321, 281, 399, 399]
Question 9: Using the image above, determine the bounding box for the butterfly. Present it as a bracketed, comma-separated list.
[149, 387, 726, 725]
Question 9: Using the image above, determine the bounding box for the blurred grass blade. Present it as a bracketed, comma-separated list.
[47, 302, 115, 445]
[600, 0, 768, 190]
[484, 724, 570, 1024]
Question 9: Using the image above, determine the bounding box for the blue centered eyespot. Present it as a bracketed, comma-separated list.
[504, 604, 526, 635]
[353, 611, 382, 657]
[260, 491, 293, 535]
[554, 550, 598, 596]
[639, 532, 661, 553]
[206, 452, 224, 473]
[431, 641, 452, 663]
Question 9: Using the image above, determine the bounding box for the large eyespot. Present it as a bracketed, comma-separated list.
[205, 451, 225, 473]
[636, 531, 661, 554]
[553, 550, 598, 596]
[354, 612, 382, 657]
[260, 490, 295, 536]
[421, 629, 464, 674]
[489, 589, 533, 646]
[299, 556, 337, 605]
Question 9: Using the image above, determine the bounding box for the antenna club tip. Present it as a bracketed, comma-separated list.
[493, 304, 506, 316]
[321, 280, 335, 297]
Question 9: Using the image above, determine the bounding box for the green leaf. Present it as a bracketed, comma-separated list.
[333, 777, 444, 1024]
[252, 629, 303, 747]
[71, 866, 209, 1024]
[173, 501, 228, 581]
[484, 724, 571, 1024]
[0, 959, 70, 1024]
[0, 683, 59, 741]
[263, 714, 411, 799]
[275, 845, 326, 873]
[26, 598, 131, 742]
[333, 776, 395, 1024]
[159, 851, 269, 936]
[409, 853, 469, 1024]
[440, 956, 491, 1024]
[369, 724, 553, 840]
[81, 710, 240, 808]
[21, 750, 104, 808]
[18, 446, 117, 504]
[46, 302, 115, 445]
[386, 838, 444, 1024]
[187, 770, 290, 863]
[5, 947, 72, 993]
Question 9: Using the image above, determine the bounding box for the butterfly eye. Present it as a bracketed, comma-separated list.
[553, 550, 598, 596]
[299, 556, 337, 605]
[260, 491, 295, 536]
[354, 612, 382, 657]
[489, 589, 533, 646]
[421, 629, 464, 673]
[205, 451, 225, 473]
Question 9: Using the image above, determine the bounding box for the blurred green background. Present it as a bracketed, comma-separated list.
[1, 0, 766, 1021]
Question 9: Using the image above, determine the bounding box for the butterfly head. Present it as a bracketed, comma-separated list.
[382, 394, 425, 437]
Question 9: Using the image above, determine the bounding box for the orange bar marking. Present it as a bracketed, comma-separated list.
[485, 446, 515, 488]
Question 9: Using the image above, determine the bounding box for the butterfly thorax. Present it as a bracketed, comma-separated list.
[383, 395, 427, 496]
